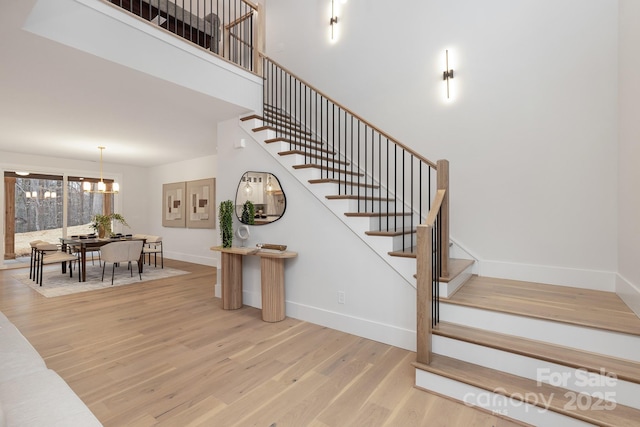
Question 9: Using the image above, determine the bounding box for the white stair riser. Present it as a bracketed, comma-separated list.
[333, 198, 396, 213]
[433, 335, 640, 410]
[440, 304, 640, 362]
[389, 233, 416, 252]
[440, 266, 472, 298]
[369, 215, 418, 230]
[327, 199, 395, 215]
[415, 370, 596, 427]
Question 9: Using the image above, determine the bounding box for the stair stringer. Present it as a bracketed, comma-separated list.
[240, 117, 423, 287]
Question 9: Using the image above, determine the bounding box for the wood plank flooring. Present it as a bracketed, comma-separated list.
[447, 275, 640, 336]
[0, 260, 524, 427]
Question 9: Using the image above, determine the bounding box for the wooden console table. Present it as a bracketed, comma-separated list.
[210, 246, 298, 322]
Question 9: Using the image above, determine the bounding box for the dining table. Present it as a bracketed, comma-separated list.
[60, 236, 146, 282]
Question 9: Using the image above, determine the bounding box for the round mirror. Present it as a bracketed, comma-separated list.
[235, 171, 286, 225]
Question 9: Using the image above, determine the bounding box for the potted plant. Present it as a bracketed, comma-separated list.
[241, 200, 255, 225]
[91, 213, 128, 238]
[219, 200, 234, 248]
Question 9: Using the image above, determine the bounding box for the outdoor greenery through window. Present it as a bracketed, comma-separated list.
[9, 174, 114, 257]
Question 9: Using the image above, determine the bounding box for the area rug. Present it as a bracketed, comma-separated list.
[12, 265, 190, 298]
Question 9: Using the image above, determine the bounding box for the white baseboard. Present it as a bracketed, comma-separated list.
[164, 252, 217, 267]
[240, 290, 416, 351]
[478, 260, 616, 292]
[616, 274, 640, 318]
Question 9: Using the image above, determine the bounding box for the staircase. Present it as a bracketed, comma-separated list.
[416, 276, 640, 427]
[239, 107, 640, 426]
[240, 58, 640, 427]
[239, 108, 472, 295]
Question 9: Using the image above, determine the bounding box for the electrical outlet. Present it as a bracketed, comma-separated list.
[338, 291, 345, 304]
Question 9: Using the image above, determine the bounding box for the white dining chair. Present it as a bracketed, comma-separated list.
[142, 235, 163, 268]
[100, 241, 144, 285]
[34, 243, 78, 286]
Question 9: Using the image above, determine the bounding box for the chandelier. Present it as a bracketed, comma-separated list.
[83, 146, 120, 194]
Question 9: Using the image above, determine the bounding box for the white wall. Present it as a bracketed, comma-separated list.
[617, 0, 640, 315]
[217, 118, 418, 350]
[145, 155, 219, 266]
[265, 0, 619, 290]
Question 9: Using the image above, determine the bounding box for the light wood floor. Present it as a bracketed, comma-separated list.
[0, 259, 525, 427]
[448, 275, 640, 336]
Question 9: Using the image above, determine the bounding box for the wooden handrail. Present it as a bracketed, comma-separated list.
[259, 54, 438, 169]
[226, 10, 254, 29]
[425, 189, 446, 226]
[240, 0, 258, 11]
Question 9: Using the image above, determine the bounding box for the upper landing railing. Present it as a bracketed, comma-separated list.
[107, 0, 262, 73]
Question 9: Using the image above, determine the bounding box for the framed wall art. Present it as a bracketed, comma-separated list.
[162, 181, 186, 227]
[186, 178, 215, 229]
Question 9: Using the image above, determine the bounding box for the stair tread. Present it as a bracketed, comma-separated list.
[265, 136, 326, 147]
[252, 124, 312, 136]
[447, 276, 640, 337]
[243, 113, 304, 131]
[308, 178, 379, 189]
[415, 354, 640, 427]
[344, 211, 412, 217]
[388, 246, 417, 258]
[435, 321, 640, 384]
[240, 114, 261, 121]
[326, 195, 394, 201]
[365, 228, 415, 237]
[293, 164, 363, 176]
[280, 151, 349, 165]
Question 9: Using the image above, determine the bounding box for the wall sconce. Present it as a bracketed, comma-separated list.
[443, 49, 454, 99]
[330, 0, 339, 40]
[329, 0, 347, 41]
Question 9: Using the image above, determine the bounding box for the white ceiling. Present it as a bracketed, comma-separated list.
[0, 0, 247, 168]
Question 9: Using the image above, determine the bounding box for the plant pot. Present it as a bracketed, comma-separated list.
[98, 225, 106, 239]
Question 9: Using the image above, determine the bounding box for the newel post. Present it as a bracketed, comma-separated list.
[254, 3, 265, 76]
[437, 159, 449, 278]
[416, 224, 432, 365]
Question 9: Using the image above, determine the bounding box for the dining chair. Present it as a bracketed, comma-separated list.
[35, 243, 78, 286]
[29, 240, 44, 280]
[142, 235, 163, 268]
[69, 238, 101, 268]
[100, 241, 144, 285]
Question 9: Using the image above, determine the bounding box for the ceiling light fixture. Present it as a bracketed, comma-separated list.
[265, 176, 274, 194]
[83, 146, 120, 194]
[243, 176, 253, 196]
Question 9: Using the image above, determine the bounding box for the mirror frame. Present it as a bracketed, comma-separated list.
[235, 171, 286, 225]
